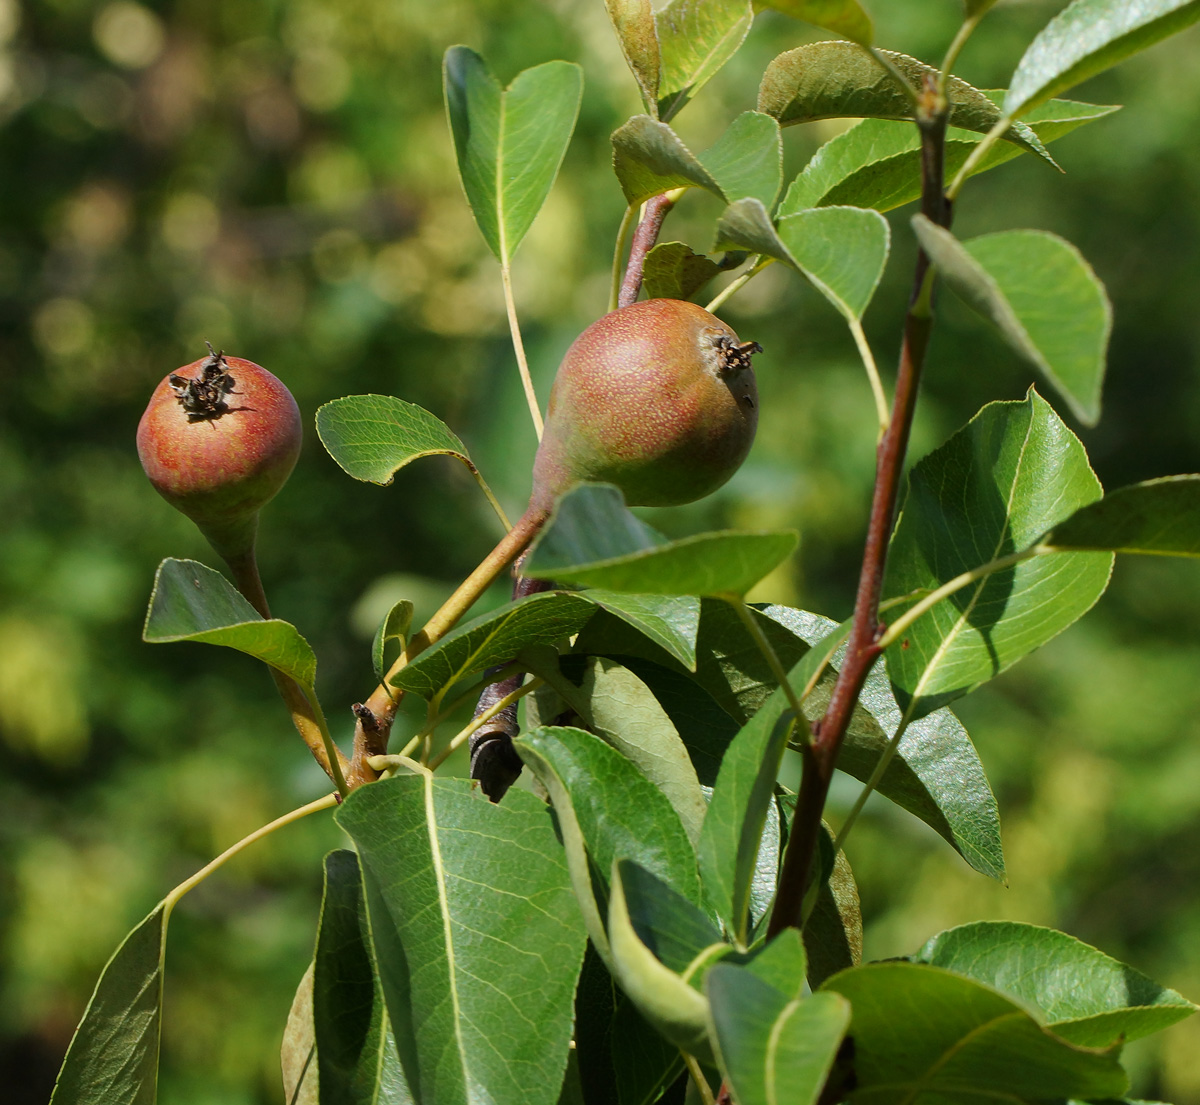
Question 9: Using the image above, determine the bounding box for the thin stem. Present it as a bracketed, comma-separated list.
[610, 204, 638, 312]
[164, 793, 338, 913]
[704, 256, 770, 314]
[306, 694, 349, 798]
[463, 461, 512, 531]
[730, 600, 811, 747]
[849, 317, 890, 435]
[428, 677, 541, 770]
[938, 13, 983, 92]
[500, 263, 544, 440]
[682, 1053, 717, 1105]
[618, 191, 678, 308]
[365, 753, 428, 777]
[876, 547, 1039, 652]
[946, 115, 1010, 202]
[830, 716, 911, 860]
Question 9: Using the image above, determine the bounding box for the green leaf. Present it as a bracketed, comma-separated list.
[49, 905, 166, 1105]
[336, 776, 586, 1105]
[758, 42, 1053, 164]
[612, 115, 724, 208]
[607, 860, 715, 1061]
[1005, 0, 1200, 119]
[444, 47, 583, 264]
[912, 217, 1111, 425]
[605, 0, 661, 115]
[642, 242, 723, 302]
[707, 966, 850, 1105]
[884, 390, 1113, 719]
[525, 484, 797, 597]
[316, 395, 474, 485]
[616, 859, 726, 976]
[281, 964, 318, 1105]
[313, 851, 411, 1104]
[1044, 475, 1200, 557]
[143, 558, 317, 689]
[802, 833, 862, 989]
[755, 0, 872, 45]
[515, 725, 702, 958]
[822, 962, 1128, 1101]
[916, 921, 1198, 1047]
[698, 693, 794, 941]
[655, 0, 754, 122]
[579, 589, 701, 670]
[575, 657, 709, 845]
[697, 111, 783, 209]
[776, 206, 890, 321]
[714, 196, 796, 267]
[372, 600, 414, 684]
[762, 606, 1006, 881]
[391, 590, 595, 698]
[780, 98, 1119, 215]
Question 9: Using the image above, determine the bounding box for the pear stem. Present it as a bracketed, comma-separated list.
[618, 192, 677, 308]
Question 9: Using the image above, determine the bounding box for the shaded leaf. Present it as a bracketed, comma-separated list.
[617, 860, 726, 976]
[697, 111, 783, 209]
[143, 558, 317, 689]
[756, 0, 872, 44]
[605, 0, 661, 114]
[776, 205, 890, 321]
[758, 41, 1052, 163]
[1044, 475, 1200, 557]
[1005, 0, 1200, 118]
[822, 962, 1128, 1100]
[316, 395, 474, 485]
[912, 217, 1111, 425]
[372, 600, 414, 684]
[444, 47, 583, 264]
[611, 115, 724, 207]
[525, 484, 798, 597]
[336, 776, 586, 1105]
[579, 589, 701, 671]
[656, 0, 754, 121]
[780, 97, 1119, 214]
[642, 242, 723, 302]
[916, 921, 1198, 1047]
[281, 964, 318, 1105]
[803, 827, 862, 989]
[391, 590, 595, 699]
[884, 389, 1113, 718]
[49, 906, 166, 1105]
[714, 196, 795, 267]
[313, 850, 411, 1104]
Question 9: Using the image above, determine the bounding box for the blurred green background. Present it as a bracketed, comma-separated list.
[2, 0, 1199, 1101]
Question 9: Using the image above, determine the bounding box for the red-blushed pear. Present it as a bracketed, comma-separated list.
[529, 298, 760, 512]
[137, 346, 302, 566]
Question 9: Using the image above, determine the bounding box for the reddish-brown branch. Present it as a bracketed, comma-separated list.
[618, 193, 676, 308]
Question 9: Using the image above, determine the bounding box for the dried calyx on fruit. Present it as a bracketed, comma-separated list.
[137, 345, 302, 563]
[530, 298, 760, 511]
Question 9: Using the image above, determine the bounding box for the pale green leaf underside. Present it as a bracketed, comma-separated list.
[316, 395, 471, 485]
[444, 47, 583, 264]
[605, 0, 661, 113]
[143, 558, 317, 689]
[912, 217, 1111, 425]
[1045, 475, 1200, 556]
[1005, 0, 1200, 118]
[884, 390, 1113, 718]
[372, 599, 414, 684]
[49, 906, 166, 1105]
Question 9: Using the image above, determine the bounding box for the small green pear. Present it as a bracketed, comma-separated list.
[530, 298, 760, 510]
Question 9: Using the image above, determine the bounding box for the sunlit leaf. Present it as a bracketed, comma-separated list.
[605, 0, 661, 114]
[281, 964, 318, 1105]
[144, 558, 317, 688]
[1005, 0, 1200, 118]
[444, 47, 583, 264]
[697, 111, 783, 209]
[916, 921, 1198, 1047]
[656, 0, 754, 121]
[912, 217, 1111, 425]
[336, 775, 586, 1105]
[776, 206, 890, 321]
[755, 0, 872, 44]
[758, 42, 1053, 164]
[579, 589, 701, 671]
[372, 600, 413, 684]
[884, 389, 1113, 718]
[642, 242, 723, 302]
[1044, 475, 1200, 557]
[49, 906, 166, 1105]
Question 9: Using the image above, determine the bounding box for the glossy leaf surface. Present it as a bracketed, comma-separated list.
[1044, 475, 1200, 556]
[912, 218, 1111, 425]
[336, 776, 585, 1105]
[884, 390, 1113, 718]
[444, 47, 582, 264]
[916, 921, 1198, 1047]
[49, 906, 166, 1105]
[144, 558, 317, 688]
[1005, 0, 1200, 117]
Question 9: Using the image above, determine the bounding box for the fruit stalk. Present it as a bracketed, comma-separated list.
[618, 191, 677, 308]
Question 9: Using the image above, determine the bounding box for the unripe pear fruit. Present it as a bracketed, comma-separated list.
[137, 346, 302, 561]
[530, 299, 759, 511]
